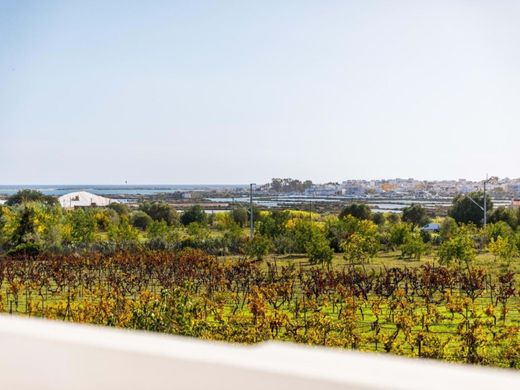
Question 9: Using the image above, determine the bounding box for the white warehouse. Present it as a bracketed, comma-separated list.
[58, 191, 118, 209]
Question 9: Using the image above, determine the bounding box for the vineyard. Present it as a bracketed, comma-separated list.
[1, 249, 519, 368]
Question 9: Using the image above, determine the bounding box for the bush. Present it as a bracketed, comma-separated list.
[489, 206, 518, 230]
[440, 217, 458, 242]
[438, 226, 476, 268]
[130, 211, 153, 230]
[272, 233, 299, 254]
[231, 207, 248, 227]
[339, 203, 372, 221]
[108, 202, 130, 216]
[306, 232, 333, 265]
[6, 190, 57, 206]
[139, 201, 179, 226]
[68, 209, 97, 244]
[488, 236, 518, 268]
[371, 212, 386, 226]
[402, 204, 430, 227]
[400, 232, 428, 260]
[108, 219, 141, 249]
[484, 222, 514, 243]
[222, 227, 247, 254]
[342, 231, 379, 266]
[180, 205, 207, 226]
[388, 222, 413, 250]
[6, 242, 41, 257]
[146, 220, 181, 250]
[247, 235, 272, 260]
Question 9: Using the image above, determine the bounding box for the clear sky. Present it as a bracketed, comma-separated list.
[1, 1, 519, 184]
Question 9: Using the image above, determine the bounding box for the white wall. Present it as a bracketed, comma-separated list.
[0, 315, 519, 390]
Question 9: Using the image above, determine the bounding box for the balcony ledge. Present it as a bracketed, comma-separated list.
[0, 315, 519, 390]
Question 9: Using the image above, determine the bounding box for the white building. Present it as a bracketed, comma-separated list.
[421, 223, 441, 232]
[58, 191, 118, 209]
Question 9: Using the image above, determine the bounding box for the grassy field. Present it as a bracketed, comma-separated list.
[247, 250, 519, 274]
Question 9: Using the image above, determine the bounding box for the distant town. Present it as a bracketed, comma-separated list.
[260, 177, 520, 199]
[1, 177, 519, 215]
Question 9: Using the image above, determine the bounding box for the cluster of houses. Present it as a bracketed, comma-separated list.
[306, 177, 520, 199]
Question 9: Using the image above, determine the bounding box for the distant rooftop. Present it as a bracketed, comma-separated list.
[58, 191, 118, 208]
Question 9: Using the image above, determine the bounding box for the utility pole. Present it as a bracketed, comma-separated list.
[483, 174, 488, 227]
[249, 183, 254, 239]
[464, 175, 490, 227]
[309, 195, 312, 221]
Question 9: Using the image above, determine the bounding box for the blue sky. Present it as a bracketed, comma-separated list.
[1, 1, 519, 184]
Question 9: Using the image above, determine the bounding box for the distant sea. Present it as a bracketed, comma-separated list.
[0, 185, 247, 197]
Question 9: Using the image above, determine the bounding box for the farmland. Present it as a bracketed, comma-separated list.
[1, 192, 520, 368]
[1, 249, 519, 368]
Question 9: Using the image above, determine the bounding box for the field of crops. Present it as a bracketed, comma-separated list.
[1, 249, 519, 368]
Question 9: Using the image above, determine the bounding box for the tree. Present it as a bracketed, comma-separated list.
[400, 231, 428, 260]
[402, 204, 430, 227]
[68, 208, 97, 244]
[271, 178, 283, 192]
[3, 203, 64, 255]
[40, 205, 66, 251]
[269, 178, 312, 193]
[438, 226, 476, 269]
[305, 232, 334, 265]
[222, 224, 246, 254]
[325, 215, 373, 252]
[488, 236, 518, 268]
[108, 219, 140, 248]
[489, 206, 518, 230]
[247, 206, 263, 227]
[371, 212, 386, 226]
[387, 213, 401, 224]
[94, 208, 119, 231]
[247, 235, 272, 260]
[139, 201, 179, 226]
[290, 221, 335, 264]
[388, 222, 413, 250]
[230, 207, 248, 227]
[7, 204, 42, 254]
[339, 203, 372, 221]
[6, 189, 57, 206]
[146, 220, 180, 250]
[484, 222, 514, 244]
[0, 206, 12, 251]
[439, 217, 458, 242]
[130, 211, 153, 230]
[211, 212, 235, 230]
[186, 222, 210, 240]
[341, 232, 379, 267]
[448, 192, 493, 226]
[108, 202, 130, 217]
[272, 232, 299, 254]
[341, 220, 380, 266]
[180, 205, 207, 226]
[258, 211, 290, 238]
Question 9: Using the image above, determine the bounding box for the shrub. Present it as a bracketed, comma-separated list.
[130, 211, 153, 230]
[180, 205, 207, 226]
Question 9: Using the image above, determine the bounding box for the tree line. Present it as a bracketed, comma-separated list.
[1, 190, 519, 272]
